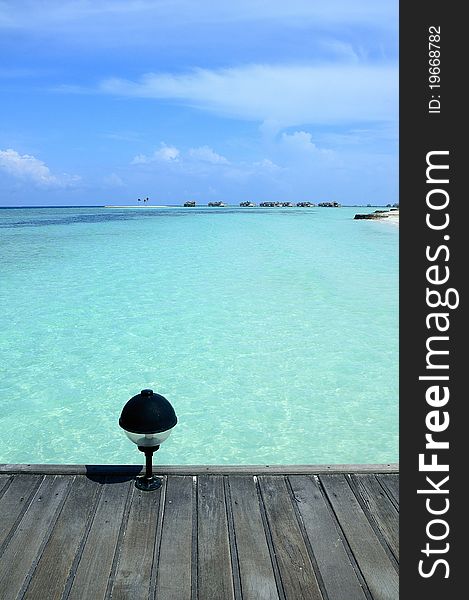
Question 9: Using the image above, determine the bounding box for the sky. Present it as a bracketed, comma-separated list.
[0, 0, 398, 207]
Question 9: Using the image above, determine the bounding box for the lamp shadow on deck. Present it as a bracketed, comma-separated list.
[84, 464, 143, 483]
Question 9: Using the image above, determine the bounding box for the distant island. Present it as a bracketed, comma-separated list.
[354, 207, 399, 225]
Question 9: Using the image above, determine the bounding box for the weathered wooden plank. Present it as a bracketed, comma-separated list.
[350, 475, 399, 561]
[111, 480, 163, 600]
[258, 476, 323, 600]
[67, 478, 131, 600]
[23, 476, 102, 600]
[377, 474, 399, 507]
[155, 476, 193, 600]
[0, 474, 42, 552]
[229, 476, 279, 600]
[224, 477, 243, 600]
[0, 475, 70, 600]
[0, 463, 399, 475]
[289, 475, 367, 600]
[198, 475, 235, 600]
[320, 474, 398, 600]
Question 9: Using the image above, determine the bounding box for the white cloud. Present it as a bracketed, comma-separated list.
[131, 143, 229, 169]
[219, 157, 283, 183]
[100, 63, 397, 128]
[252, 158, 282, 171]
[279, 131, 334, 158]
[131, 154, 147, 164]
[281, 131, 318, 152]
[156, 144, 180, 161]
[188, 145, 228, 164]
[0, 1, 396, 34]
[102, 173, 124, 187]
[317, 40, 362, 62]
[316, 125, 398, 148]
[132, 143, 180, 164]
[0, 148, 80, 187]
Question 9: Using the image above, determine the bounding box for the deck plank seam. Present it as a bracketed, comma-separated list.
[60, 476, 106, 600]
[368, 475, 400, 562]
[315, 475, 374, 600]
[0, 475, 13, 501]
[254, 475, 286, 600]
[285, 476, 328, 600]
[0, 475, 44, 560]
[374, 475, 399, 511]
[191, 475, 199, 600]
[224, 476, 243, 600]
[345, 475, 399, 571]
[379, 475, 399, 506]
[148, 475, 168, 600]
[104, 478, 135, 600]
[18, 475, 75, 600]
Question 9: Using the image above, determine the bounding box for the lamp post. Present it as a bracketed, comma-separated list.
[119, 389, 177, 491]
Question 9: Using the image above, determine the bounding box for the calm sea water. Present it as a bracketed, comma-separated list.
[0, 206, 398, 465]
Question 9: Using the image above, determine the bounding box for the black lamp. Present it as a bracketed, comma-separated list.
[119, 389, 177, 491]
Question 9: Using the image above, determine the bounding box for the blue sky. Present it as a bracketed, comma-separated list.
[0, 0, 398, 206]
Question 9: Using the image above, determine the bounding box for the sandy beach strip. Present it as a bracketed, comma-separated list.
[383, 210, 399, 226]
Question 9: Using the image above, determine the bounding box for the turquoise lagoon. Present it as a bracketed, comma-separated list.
[0, 206, 398, 465]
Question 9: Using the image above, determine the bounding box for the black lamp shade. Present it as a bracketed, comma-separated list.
[119, 389, 177, 447]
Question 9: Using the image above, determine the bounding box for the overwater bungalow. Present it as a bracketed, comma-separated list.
[208, 201, 226, 207]
[183, 201, 196, 207]
[318, 201, 341, 207]
[239, 201, 256, 207]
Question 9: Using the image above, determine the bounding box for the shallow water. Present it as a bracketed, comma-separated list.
[0, 206, 398, 465]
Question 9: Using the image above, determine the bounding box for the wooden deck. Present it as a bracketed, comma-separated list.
[0, 465, 398, 600]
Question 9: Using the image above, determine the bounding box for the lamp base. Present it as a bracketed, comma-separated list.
[135, 475, 162, 491]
